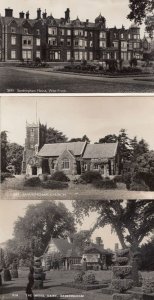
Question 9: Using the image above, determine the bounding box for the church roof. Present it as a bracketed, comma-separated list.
[83, 142, 118, 159]
[38, 142, 86, 157]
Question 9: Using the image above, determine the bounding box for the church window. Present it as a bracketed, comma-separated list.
[36, 38, 40, 46]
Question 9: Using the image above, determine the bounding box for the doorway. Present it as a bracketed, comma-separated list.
[32, 166, 37, 175]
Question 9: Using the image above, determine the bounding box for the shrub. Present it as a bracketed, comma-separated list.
[114, 175, 123, 183]
[129, 180, 149, 191]
[74, 271, 85, 283]
[83, 272, 96, 284]
[92, 179, 117, 189]
[0, 172, 15, 183]
[51, 171, 70, 182]
[41, 180, 68, 189]
[80, 171, 102, 183]
[24, 176, 41, 187]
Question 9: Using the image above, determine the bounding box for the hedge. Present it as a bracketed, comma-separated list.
[41, 180, 68, 189]
[51, 171, 70, 182]
[80, 171, 102, 183]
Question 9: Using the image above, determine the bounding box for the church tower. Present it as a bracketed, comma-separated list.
[22, 122, 41, 175]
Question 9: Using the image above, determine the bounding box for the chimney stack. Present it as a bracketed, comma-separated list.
[19, 11, 25, 19]
[115, 243, 119, 251]
[96, 237, 102, 246]
[26, 11, 29, 19]
[5, 8, 13, 17]
[65, 8, 70, 22]
[37, 8, 41, 19]
[42, 9, 47, 19]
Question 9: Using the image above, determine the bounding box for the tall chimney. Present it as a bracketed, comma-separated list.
[26, 11, 29, 19]
[115, 243, 119, 251]
[96, 237, 102, 246]
[42, 9, 47, 19]
[37, 8, 41, 19]
[65, 8, 70, 22]
[19, 11, 25, 19]
[5, 8, 13, 17]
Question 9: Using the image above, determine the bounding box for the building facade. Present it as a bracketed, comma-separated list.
[0, 7, 143, 62]
[22, 122, 120, 177]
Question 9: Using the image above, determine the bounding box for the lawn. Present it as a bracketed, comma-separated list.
[1, 176, 154, 200]
[0, 269, 112, 300]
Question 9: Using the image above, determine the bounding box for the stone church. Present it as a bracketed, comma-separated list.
[22, 122, 120, 177]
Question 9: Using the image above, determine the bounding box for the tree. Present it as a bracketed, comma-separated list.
[73, 200, 154, 252]
[99, 134, 118, 144]
[6, 143, 24, 174]
[46, 127, 67, 144]
[127, 0, 154, 24]
[7, 201, 76, 259]
[1, 131, 8, 172]
[72, 230, 91, 254]
[69, 135, 90, 143]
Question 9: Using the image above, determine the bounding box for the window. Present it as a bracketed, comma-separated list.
[94, 164, 99, 170]
[11, 50, 16, 59]
[134, 42, 139, 49]
[23, 40, 27, 45]
[79, 51, 83, 60]
[84, 163, 87, 171]
[62, 159, 69, 169]
[133, 34, 137, 39]
[22, 50, 32, 59]
[85, 31, 87, 37]
[11, 27, 16, 33]
[90, 41, 93, 47]
[74, 30, 78, 36]
[113, 41, 118, 48]
[79, 39, 83, 47]
[90, 32, 93, 37]
[24, 28, 28, 34]
[11, 36, 16, 45]
[36, 51, 40, 58]
[51, 160, 56, 169]
[67, 29, 71, 36]
[100, 32, 106, 38]
[128, 42, 133, 50]
[48, 27, 57, 35]
[28, 40, 31, 45]
[74, 40, 79, 46]
[84, 40, 87, 47]
[60, 29, 65, 35]
[74, 51, 79, 60]
[121, 41, 127, 49]
[84, 52, 87, 60]
[60, 39, 64, 46]
[89, 52, 93, 60]
[36, 38, 40, 46]
[128, 34, 131, 39]
[79, 30, 83, 36]
[121, 33, 124, 38]
[67, 39, 71, 46]
[31, 128, 34, 136]
[100, 41, 106, 48]
[36, 29, 40, 35]
[67, 51, 71, 61]
[114, 33, 117, 38]
[48, 38, 57, 46]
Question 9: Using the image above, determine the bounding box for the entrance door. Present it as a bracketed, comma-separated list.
[42, 159, 50, 174]
[32, 166, 37, 175]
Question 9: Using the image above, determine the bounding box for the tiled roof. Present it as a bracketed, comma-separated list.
[38, 142, 86, 157]
[83, 142, 118, 159]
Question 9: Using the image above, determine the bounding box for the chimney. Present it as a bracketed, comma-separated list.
[65, 8, 70, 22]
[19, 11, 25, 19]
[86, 19, 89, 24]
[5, 8, 13, 17]
[96, 237, 102, 246]
[42, 9, 47, 19]
[115, 243, 119, 251]
[37, 8, 41, 19]
[26, 11, 29, 20]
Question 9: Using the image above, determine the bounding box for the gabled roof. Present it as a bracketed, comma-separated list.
[83, 142, 118, 159]
[84, 243, 112, 255]
[45, 238, 72, 256]
[38, 142, 86, 157]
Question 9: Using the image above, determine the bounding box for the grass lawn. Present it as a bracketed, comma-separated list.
[0, 269, 112, 300]
[1, 176, 154, 200]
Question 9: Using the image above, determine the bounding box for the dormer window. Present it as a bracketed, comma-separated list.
[36, 29, 40, 35]
[11, 27, 16, 33]
[24, 28, 28, 34]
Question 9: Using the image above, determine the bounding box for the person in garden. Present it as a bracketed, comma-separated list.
[26, 266, 34, 300]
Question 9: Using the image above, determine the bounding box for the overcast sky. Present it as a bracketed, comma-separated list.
[0, 0, 145, 36]
[1, 96, 154, 150]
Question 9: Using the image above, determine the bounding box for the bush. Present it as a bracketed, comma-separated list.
[114, 175, 123, 183]
[83, 272, 96, 284]
[51, 171, 70, 182]
[0, 172, 15, 183]
[24, 176, 41, 187]
[129, 180, 149, 191]
[41, 180, 68, 189]
[92, 179, 117, 189]
[80, 171, 102, 183]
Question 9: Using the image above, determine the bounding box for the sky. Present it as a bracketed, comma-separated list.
[1, 96, 154, 150]
[0, 200, 120, 250]
[0, 0, 146, 37]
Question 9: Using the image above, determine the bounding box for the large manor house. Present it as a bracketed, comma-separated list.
[0, 7, 148, 62]
[22, 122, 120, 177]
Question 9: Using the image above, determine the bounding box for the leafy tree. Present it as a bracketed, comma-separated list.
[1, 131, 8, 172]
[6, 143, 24, 174]
[7, 201, 76, 259]
[130, 137, 149, 160]
[140, 239, 154, 270]
[72, 230, 91, 254]
[127, 0, 154, 24]
[46, 127, 67, 144]
[69, 135, 90, 143]
[99, 134, 118, 144]
[73, 200, 154, 252]
[82, 135, 90, 143]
